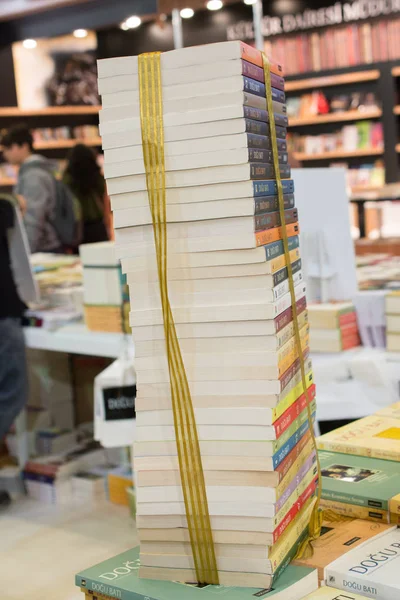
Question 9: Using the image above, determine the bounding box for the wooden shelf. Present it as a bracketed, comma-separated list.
[34, 137, 102, 150]
[285, 70, 380, 93]
[0, 177, 16, 186]
[392, 67, 400, 77]
[289, 108, 382, 127]
[0, 106, 100, 117]
[294, 147, 384, 161]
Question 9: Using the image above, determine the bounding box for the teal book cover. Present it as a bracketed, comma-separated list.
[76, 547, 317, 600]
[319, 450, 400, 510]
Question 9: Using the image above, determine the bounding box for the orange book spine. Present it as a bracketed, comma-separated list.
[256, 222, 300, 246]
[240, 41, 283, 76]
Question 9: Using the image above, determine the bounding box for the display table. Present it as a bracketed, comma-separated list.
[23, 324, 400, 425]
[24, 322, 132, 358]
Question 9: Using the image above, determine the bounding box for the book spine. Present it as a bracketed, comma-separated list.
[264, 235, 299, 259]
[271, 72, 285, 91]
[244, 105, 289, 127]
[317, 441, 400, 462]
[389, 495, 400, 515]
[272, 527, 308, 580]
[320, 498, 389, 523]
[321, 487, 389, 511]
[254, 193, 294, 214]
[273, 257, 301, 286]
[275, 295, 307, 335]
[243, 75, 266, 97]
[272, 411, 315, 469]
[274, 466, 317, 528]
[255, 208, 297, 231]
[239, 42, 264, 69]
[274, 385, 316, 440]
[256, 221, 299, 247]
[75, 577, 153, 600]
[241, 60, 264, 83]
[270, 515, 310, 572]
[253, 178, 294, 196]
[273, 270, 303, 303]
[276, 435, 313, 494]
[243, 92, 287, 114]
[270, 249, 301, 275]
[246, 133, 287, 153]
[245, 118, 288, 140]
[273, 478, 318, 543]
[249, 148, 288, 165]
[276, 451, 317, 513]
[325, 568, 393, 600]
[273, 369, 313, 423]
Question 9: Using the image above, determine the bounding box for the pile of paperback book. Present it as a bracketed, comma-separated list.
[97, 40, 317, 588]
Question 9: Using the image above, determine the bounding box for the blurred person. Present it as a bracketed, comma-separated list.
[1, 124, 62, 253]
[63, 144, 109, 244]
[0, 194, 28, 508]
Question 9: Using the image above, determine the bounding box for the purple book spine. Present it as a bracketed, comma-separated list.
[276, 452, 317, 512]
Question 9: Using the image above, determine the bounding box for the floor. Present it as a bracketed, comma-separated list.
[0, 497, 138, 600]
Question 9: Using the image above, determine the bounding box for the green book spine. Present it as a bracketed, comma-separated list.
[76, 576, 155, 600]
[320, 488, 388, 510]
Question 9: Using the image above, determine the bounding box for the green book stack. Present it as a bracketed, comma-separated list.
[76, 547, 318, 600]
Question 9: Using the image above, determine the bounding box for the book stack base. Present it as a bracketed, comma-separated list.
[98, 40, 317, 587]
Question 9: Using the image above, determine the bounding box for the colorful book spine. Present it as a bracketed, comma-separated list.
[255, 221, 299, 246]
[254, 179, 294, 196]
[245, 118, 287, 139]
[254, 193, 295, 214]
[275, 296, 307, 334]
[244, 105, 288, 128]
[275, 431, 313, 485]
[243, 76, 285, 104]
[250, 163, 291, 181]
[255, 208, 297, 231]
[273, 411, 316, 469]
[320, 498, 389, 523]
[267, 248, 301, 274]
[273, 370, 314, 424]
[274, 385, 316, 440]
[273, 257, 302, 286]
[249, 148, 288, 164]
[247, 133, 287, 153]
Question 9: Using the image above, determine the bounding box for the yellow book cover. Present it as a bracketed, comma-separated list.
[319, 498, 389, 523]
[293, 518, 394, 582]
[269, 498, 315, 569]
[317, 415, 400, 461]
[270, 247, 301, 273]
[302, 587, 371, 599]
[375, 401, 400, 420]
[278, 326, 309, 376]
[389, 492, 400, 515]
[272, 368, 314, 423]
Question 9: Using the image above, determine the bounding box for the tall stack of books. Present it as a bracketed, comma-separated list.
[79, 241, 130, 333]
[98, 40, 317, 587]
[308, 302, 360, 353]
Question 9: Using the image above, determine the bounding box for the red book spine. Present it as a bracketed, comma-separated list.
[273, 478, 318, 543]
[379, 21, 388, 61]
[338, 311, 357, 327]
[342, 334, 361, 350]
[274, 384, 316, 439]
[275, 296, 307, 333]
[279, 349, 309, 392]
[275, 429, 312, 483]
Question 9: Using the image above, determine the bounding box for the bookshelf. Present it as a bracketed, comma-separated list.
[285, 70, 381, 93]
[34, 137, 102, 150]
[294, 148, 384, 161]
[0, 105, 101, 189]
[289, 108, 382, 127]
[0, 106, 100, 117]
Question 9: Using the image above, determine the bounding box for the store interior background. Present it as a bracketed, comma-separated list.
[2, 0, 400, 599]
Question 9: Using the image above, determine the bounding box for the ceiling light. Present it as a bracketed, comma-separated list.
[207, 0, 223, 10]
[124, 15, 142, 29]
[22, 39, 37, 49]
[180, 7, 195, 18]
[120, 21, 129, 30]
[73, 29, 88, 38]
[244, 0, 257, 4]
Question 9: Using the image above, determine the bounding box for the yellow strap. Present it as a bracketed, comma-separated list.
[262, 53, 323, 558]
[138, 52, 219, 585]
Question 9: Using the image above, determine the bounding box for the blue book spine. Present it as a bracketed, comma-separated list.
[245, 118, 287, 140]
[254, 193, 295, 214]
[273, 259, 302, 287]
[263, 235, 299, 259]
[243, 76, 286, 103]
[247, 133, 287, 152]
[241, 61, 285, 91]
[244, 105, 289, 128]
[249, 148, 288, 164]
[273, 413, 316, 469]
[23, 472, 55, 484]
[253, 179, 295, 196]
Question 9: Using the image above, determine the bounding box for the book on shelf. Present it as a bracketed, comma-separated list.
[99, 39, 316, 586]
[76, 547, 318, 600]
[317, 415, 400, 461]
[294, 518, 394, 582]
[325, 528, 400, 600]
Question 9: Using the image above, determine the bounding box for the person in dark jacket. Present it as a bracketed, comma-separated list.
[63, 144, 109, 244]
[1, 124, 61, 253]
[0, 195, 28, 507]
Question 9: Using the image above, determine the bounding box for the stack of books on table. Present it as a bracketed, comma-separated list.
[79, 241, 130, 333]
[308, 302, 360, 353]
[385, 291, 400, 351]
[98, 40, 317, 587]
